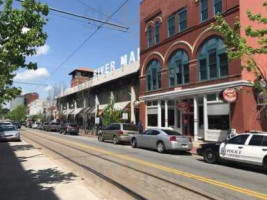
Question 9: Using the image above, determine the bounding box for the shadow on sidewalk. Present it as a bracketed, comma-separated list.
[0, 142, 76, 200]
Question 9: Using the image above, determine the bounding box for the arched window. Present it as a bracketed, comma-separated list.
[146, 60, 161, 91]
[155, 22, 160, 45]
[147, 26, 153, 48]
[198, 37, 228, 81]
[168, 50, 189, 87]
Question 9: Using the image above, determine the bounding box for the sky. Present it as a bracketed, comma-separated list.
[12, 0, 140, 101]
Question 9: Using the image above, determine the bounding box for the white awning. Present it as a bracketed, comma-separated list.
[67, 109, 74, 115]
[63, 110, 67, 115]
[73, 108, 83, 116]
[96, 101, 130, 111]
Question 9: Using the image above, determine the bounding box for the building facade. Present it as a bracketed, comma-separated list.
[28, 99, 47, 116]
[10, 93, 39, 110]
[139, 0, 267, 141]
[56, 61, 140, 129]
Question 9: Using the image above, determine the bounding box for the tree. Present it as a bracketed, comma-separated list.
[0, 107, 10, 118]
[212, 2, 267, 96]
[101, 97, 122, 127]
[6, 105, 27, 122]
[0, 0, 49, 104]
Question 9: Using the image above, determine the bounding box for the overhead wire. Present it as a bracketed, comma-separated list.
[33, 0, 130, 90]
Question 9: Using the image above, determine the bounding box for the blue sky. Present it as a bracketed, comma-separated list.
[13, 0, 140, 99]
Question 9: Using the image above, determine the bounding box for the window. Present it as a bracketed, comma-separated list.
[146, 60, 161, 91]
[228, 135, 249, 145]
[249, 135, 264, 146]
[163, 130, 182, 136]
[179, 8, 187, 32]
[155, 22, 160, 45]
[168, 50, 189, 87]
[168, 15, 175, 37]
[208, 103, 230, 130]
[198, 37, 228, 81]
[214, 0, 222, 15]
[200, 0, 208, 22]
[151, 130, 160, 135]
[207, 94, 217, 101]
[262, 137, 267, 147]
[123, 124, 138, 131]
[147, 26, 153, 48]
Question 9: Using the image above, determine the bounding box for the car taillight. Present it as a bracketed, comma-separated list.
[170, 136, 177, 141]
[118, 130, 123, 135]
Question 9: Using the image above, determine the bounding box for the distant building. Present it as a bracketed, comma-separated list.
[69, 67, 94, 88]
[10, 93, 39, 110]
[28, 99, 47, 116]
[10, 95, 25, 110]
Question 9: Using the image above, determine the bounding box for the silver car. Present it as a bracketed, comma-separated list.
[131, 129, 193, 153]
[98, 123, 139, 144]
[0, 125, 20, 141]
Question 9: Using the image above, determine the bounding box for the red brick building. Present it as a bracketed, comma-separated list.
[139, 0, 267, 141]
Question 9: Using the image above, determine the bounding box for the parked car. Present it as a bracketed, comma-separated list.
[48, 122, 61, 132]
[98, 123, 139, 144]
[0, 121, 13, 126]
[131, 129, 193, 153]
[60, 123, 79, 135]
[197, 133, 267, 170]
[32, 122, 41, 129]
[0, 125, 20, 141]
[42, 122, 50, 131]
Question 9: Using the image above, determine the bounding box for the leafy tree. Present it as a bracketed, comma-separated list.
[212, 1, 267, 96]
[101, 97, 122, 127]
[0, 0, 49, 104]
[6, 105, 27, 122]
[0, 107, 10, 118]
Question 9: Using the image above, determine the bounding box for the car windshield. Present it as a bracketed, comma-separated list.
[123, 124, 138, 131]
[0, 126, 16, 131]
[162, 130, 182, 136]
[68, 124, 77, 127]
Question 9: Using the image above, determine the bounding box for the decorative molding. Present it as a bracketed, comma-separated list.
[141, 51, 165, 76]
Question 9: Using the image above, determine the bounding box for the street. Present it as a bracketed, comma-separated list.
[21, 128, 267, 200]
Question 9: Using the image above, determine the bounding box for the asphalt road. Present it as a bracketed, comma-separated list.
[21, 128, 267, 200]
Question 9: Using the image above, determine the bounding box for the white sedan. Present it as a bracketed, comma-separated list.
[0, 125, 20, 141]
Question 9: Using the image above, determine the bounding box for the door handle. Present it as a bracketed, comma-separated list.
[262, 149, 267, 151]
[238, 146, 243, 149]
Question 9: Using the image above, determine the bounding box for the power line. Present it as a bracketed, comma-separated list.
[13, 81, 48, 86]
[73, 0, 125, 26]
[34, 0, 130, 90]
[15, 0, 129, 31]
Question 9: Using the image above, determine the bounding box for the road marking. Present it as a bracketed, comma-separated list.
[22, 130, 267, 200]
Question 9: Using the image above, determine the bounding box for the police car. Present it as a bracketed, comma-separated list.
[197, 133, 267, 169]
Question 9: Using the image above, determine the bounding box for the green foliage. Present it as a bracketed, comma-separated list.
[0, 0, 49, 104]
[0, 107, 10, 118]
[212, 1, 267, 95]
[6, 105, 26, 122]
[101, 97, 122, 127]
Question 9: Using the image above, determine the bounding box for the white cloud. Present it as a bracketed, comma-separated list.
[14, 68, 50, 82]
[35, 44, 50, 56]
[44, 85, 53, 92]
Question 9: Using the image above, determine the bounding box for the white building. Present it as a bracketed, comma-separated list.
[28, 99, 47, 116]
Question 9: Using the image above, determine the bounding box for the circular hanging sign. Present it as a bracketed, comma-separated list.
[223, 88, 237, 103]
[177, 102, 189, 111]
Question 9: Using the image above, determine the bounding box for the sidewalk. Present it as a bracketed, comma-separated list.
[0, 140, 99, 200]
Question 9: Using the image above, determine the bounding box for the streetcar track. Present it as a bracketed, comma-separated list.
[22, 133, 148, 200]
[22, 130, 217, 200]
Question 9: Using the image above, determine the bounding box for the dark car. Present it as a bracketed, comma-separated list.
[42, 122, 50, 131]
[60, 123, 79, 135]
[12, 122, 21, 129]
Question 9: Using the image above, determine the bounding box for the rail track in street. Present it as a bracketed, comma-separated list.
[21, 129, 218, 200]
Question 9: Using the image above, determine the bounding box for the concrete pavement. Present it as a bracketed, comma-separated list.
[0, 140, 99, 200]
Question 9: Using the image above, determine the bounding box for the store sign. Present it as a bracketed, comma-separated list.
[223, 88, 237, 103]
[93, 48, 140, 78]
[177, 102, 189, 111]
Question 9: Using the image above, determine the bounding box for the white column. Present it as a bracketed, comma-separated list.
[194, 96, 199, 142]
[130, 86, 136, 124]
[203, 95, 208, 141]
[165, 100, 168, 128]
[174, 100, 178, 128]
[157, 100, 161, 128]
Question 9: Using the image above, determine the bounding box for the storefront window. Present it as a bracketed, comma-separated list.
[168, 109, 175, 126]
[208, 115, 229, 130]
[147, 107, 158, 127]
[207, 94, 217, 101]
[146, 60, 162, 91]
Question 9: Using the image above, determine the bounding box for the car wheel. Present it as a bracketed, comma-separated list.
[113, 136, 119, 145]
[204, 149, 217, 164]
[157, 142, 166, 153]
[131, 138, 137, 148]
[263, 156, 267, 171]
[98, 134, 104, 142]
